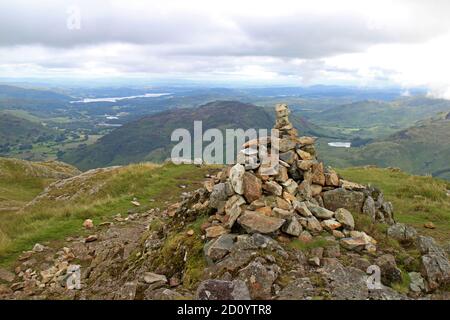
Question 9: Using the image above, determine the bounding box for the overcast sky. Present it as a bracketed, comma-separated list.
[1, 0, 450, 97]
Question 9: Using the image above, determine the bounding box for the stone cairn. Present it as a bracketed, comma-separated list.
[198, 104, 395, 257]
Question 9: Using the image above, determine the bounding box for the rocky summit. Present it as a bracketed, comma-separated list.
[1, 104, 449, 301]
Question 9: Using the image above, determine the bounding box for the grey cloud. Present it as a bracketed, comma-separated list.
[1, 0, 449, 60]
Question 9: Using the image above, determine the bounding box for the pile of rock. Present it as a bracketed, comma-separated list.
[202, 104, 394, 255]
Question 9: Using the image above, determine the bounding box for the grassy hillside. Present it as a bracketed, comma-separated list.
[338, 167, 450, 242]
[62, 100, 333, 170]
[1, 159, 449, 268]
[319, 116, 450, 180]
[304, 96, 450, 138]
[0, 162, 215, 267]
[0, 113, 58, 146]
[0, 157, 80, 211]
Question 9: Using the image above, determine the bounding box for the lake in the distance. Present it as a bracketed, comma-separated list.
[328, 142, 351, 148]
[70, 93, 171, 103]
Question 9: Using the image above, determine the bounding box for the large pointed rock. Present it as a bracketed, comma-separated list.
[224, 195, 246, 228]
[242, 172, 262, 203]
[230, 164, 245, 194]
[237, 211, 285, 234]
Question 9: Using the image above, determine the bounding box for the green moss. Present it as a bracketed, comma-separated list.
[150, 214, 209, 290]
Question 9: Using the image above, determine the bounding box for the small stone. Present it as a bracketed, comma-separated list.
[334, 208, 355, 230]
[298, 230, 313, 243]
[409, 272, 426, 293]
[310, 184, 322, 197]
[275, 166, 289, 182]
[325, 172, 339, 187]
[332, 230, 345, 239]
[263, 181, 283, 196]
[297, 136, 316, 145]
[186, 229, 195, 236]
[205, 226, 228, 238]
[282, 216, 302, 236]
[305, 216, 323, 233]
[297, 160, 317, 171]
[82, 219, 94, 229]
[204, 234, 235, 262]
[293, 201, 312, 217]
[308, 205, 334, 219]
[297, 149, 313, 160]
[282, 179, 298, 195]
[144, 272, 168, 285]
[256, 206, 272, 216]
[278, 138, 297, 153]
[84, 235, 98, 243]
[308, 257, 321, 267]
[424, 222, 435, 229]
[32, 243, 45, 252]
[321, 219, 342, 231]
[340, 238, 367, 251]
[131, 200, 141, 207]
[272, 207, 293, 219]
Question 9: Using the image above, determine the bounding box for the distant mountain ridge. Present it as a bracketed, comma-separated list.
[320, 116, 450, 180]
[61, 100, 331, 170]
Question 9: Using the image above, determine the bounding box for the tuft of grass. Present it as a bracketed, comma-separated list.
[0, 163, 215, 268]
[391, 269, 411, 295]
[338, 167, 450, 242]
[289, 236, 332, 251]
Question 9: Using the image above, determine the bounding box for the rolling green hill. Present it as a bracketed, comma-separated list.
[0, 157, 80, 212]
[303, 96, 450, 138]
[61, 101, 334, 170]
[319, 115, 450, 180]
[0, 113, 58, 148]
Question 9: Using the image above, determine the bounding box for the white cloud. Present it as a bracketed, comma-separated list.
[0, 0, 450, 95]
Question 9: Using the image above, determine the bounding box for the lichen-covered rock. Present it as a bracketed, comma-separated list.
[334, 208, 355, 230]
[237, 260, 279, 299]
[237, 211, 285, 234]
[323, 188, 365, 213]
[308, 205, 334, 219]
[276, 278, 315, 300]
[362, 196, 376, 220]
[282, 216, 302, 236]
[387, 223, 418, 246]
[204, 234, 236, 262]
[263, 181, 283, 196]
